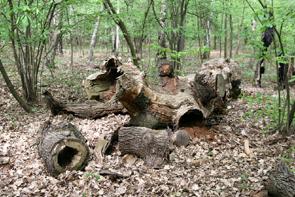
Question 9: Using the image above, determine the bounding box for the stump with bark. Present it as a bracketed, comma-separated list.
[43, 90, 126, 119]
[83, 56, 123, 101]
[118, 127, 170, 168]
[38, 122, 90, 176]
[264, 161, 295, 197]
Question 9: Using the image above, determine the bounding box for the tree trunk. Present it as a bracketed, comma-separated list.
[264, 161, 295, 197]
[88, 16, 100, 64]
[235, 2, 245, 55]
[118, 127, 170, 168]
[46, 10, 63, 69]
[84, 56, 123, 100]
[0, 60, 32, 113]
[38, 121, 90, 176]
[229, 13, 233, 58]
[156, 0, 168, 63]
[289, 101, 295, 127]
[115, 58, 241, 129]
[104, 0, 138, 66]
[224, 12, 228, 58]
[42, 91, 126, 119]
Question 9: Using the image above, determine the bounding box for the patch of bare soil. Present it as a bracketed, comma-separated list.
[0, 63, 294, 197]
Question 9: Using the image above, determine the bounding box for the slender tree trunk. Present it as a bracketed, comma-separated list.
[88, 16, 100, 64]
[213, 34, 217, 50]
[0, 60, 32, 113]
[104, 0, 138, 66]
[235, 2, 245, 55]
[224, 12, 228, 58]
[157, 0, 168, 64]
[229, 14, 233, 58]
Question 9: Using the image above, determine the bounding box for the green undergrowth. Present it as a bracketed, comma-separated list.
[281, 145, 295, 172]
[241, 92, 279, 132]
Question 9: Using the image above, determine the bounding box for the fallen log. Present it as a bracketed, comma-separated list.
[118, 127, 170, 168]
[38, 121, 90, 176]
[43, 90, 126, 119]
[115, 58, 241, 129]
[264, 161, 295, 197]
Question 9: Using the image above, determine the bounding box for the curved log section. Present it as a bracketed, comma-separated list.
[118, 127, 170, 168]
[43, 90, 126, 119]
[264, 161, 295, 197]
[115, 63, 210, 129]
[115, 59, 241, 129]
[38, 122, 90, 176]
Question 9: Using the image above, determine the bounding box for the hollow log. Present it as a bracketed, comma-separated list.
[38, 121, 90, 176]
[83, 56, 123, 101]
[115, 58, 241, 129]
[43, 90, 126, 119]
[118, 127, 170, 168]
[264, 161, 295, 197]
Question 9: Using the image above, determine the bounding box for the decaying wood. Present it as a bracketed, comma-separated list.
[83, 57, 123, 100]
[43, 90, 126, 119]
[264, 161, 295, 197]
[118, 127, 170, 168]
[38, 121, 90, 176]
[194, 58, 242, 100]
[115, 63, 208, 128]
[171, 129, 191, 147]
[115, 58, 241, 129]
[158, 61, 174, 77]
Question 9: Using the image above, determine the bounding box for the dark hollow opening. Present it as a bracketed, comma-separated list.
[178, 109, 204, 128]
[58, 146, 78, 168]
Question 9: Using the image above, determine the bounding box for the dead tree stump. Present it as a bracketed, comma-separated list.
[83, 56, 123, 101]
[38, 122, 90, 176]
[118, 127, 170, 168]
[264, 161, 295, 197]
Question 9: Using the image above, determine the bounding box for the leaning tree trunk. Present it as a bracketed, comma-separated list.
[38, 122, 90, 176]
[264, 161, 295, 197]
[118, 127, 170, 168]
[87, 16, 100, 65]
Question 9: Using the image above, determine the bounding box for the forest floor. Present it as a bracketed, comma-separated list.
[0, 52, 294, 197]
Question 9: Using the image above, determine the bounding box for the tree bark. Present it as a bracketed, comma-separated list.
[118, 127, 170, 168]
[84, 57, 123, 100]
[264, 161, 295, 197]
[43, 91, 126, 119]
[103, 0, 138, 66]
[114, 59, 241, 129]
[38, 121, 90, 176]
[88, 16, 100, 64]
[289, 101, 295, 127]
[0, 60, 32, 113]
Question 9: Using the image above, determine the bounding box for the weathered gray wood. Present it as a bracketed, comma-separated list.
[118, 127, 170, 168]
[43, 90, 126, 119]
[264, 161, 295, 197]
[38, 122, 90, 176]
